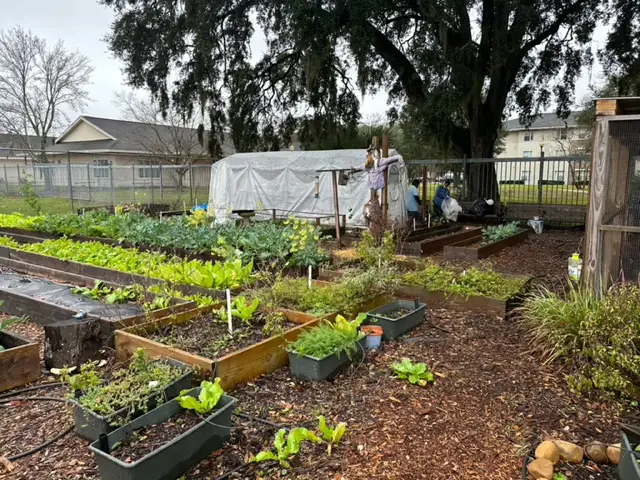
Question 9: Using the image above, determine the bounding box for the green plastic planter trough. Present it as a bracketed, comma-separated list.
[619, 424, 640, 480]
[73, 361, 194, 441]
[364, 299, 426, 341]
[288, 337, 366, 381]
[89, 388, 236, 480]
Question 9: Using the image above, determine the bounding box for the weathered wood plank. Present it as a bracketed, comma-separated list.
[443, 229, 529, 262]
[595, 99, 620, 116]
[420, 227, 483, 255]
[0, 331, 40, 392]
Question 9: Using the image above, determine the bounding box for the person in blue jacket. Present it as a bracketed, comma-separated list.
[433, 179, 451, 217]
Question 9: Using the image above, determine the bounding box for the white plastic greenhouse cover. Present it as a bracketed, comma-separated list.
[208, 149, 409, 227]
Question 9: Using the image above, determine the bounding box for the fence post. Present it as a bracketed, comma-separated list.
[159, 164, 164, 203]
[132, 164, 136, 203]
[538, 148, 545, 206]
[462, 155, 467, 200]
[67, 152, 75, 213]
[32, 164, 36, 189]
[86, 163, 92, 201]
[109, 163, 115, 206]
[189, 164, 194, 207]
[3, 164, 8, 194]
[150, 163, 155, 204]
[16, 165, 21, 186]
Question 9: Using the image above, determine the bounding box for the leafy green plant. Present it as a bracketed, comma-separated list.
[289, 315, 364, 360]
[317, 416, 347, 455]
[520, 283, 640, 398]
[283, 217, 329, 268]
[252, 427, 322, 468]
[143, 295, 172, 312]
[216, 296, 260, 324]
[177, 378, 224, 414]
[553, 474, 568, 480]
[18, 172, 42, 214]
[482, 221, 520, 244]
[60, 361, 102, 392]
[72, 281, 142, 304]
[355, 230, 395, 267]
[392, 358, 435, 387]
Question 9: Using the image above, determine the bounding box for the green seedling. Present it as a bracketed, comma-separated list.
[252, 427, 322, 468]
[392, 358, 435, 387]
[177, 378, 225, 414]
[317, 416, 347, 455]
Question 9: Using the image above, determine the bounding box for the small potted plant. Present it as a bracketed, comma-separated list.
[364, 298, 426, 340]
[288, 314, 366, 381]
[63, 349, 193, 441]
[90, 378, 236, 480]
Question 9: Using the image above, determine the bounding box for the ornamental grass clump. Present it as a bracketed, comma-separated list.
[289, 314, 365, 360]
[520, 283, 640, 398]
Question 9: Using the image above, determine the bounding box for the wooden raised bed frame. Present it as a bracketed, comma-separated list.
[0, 330, 40, 392]
[397, 226, 484, 256]
[443, 229, 529, 261]
[115, 306, 330, 391]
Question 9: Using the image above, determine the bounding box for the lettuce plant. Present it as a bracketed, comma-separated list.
[392, 358, 435, 387]
[177, 378, 225, 414]
[252, 427, 322, 468]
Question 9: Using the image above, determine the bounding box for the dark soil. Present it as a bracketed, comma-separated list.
[110, 408, 202, 463]
[147, 313, 296, 360]
[378, 307, 414, 319]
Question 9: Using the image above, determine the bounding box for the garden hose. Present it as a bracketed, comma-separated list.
[0, 382, 64, 400]
[0, 396, 74, 463]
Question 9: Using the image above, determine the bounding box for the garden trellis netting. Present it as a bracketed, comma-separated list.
[207, 150, 409, 228]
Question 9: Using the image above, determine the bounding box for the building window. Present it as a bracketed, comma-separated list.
[521, 171, 530, 182]
[560, 129, 568, 140]
[523, 131, 534, 142]
[523, 151, 533, 158]
[555, 170, 565, 182]
[138, 162, 160, 179]
[93, 159, 110, 178]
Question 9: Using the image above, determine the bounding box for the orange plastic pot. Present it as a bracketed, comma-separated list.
[361, 325, 383, 349]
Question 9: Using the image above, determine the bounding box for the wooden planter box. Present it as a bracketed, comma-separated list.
[0, 330, 40, 392]
[394, 277, 532, 318]
[443, 229, 529, 261]
[115, 306, 330, 391]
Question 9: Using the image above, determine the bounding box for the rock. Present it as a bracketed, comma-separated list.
[553, 440, 584, 464]
[607, 443, 621, 465]
[527, 458, 554, 480]
[585, 441, 608, 463]
[535, 441, 560, 465]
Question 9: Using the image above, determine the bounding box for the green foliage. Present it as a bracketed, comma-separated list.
[252, 427, 322, 468]
[62, 349, 186, 418]
[402, 263, 527, 300]
[355, 231, 395, 268]
[392, 358, 435, 387]
[217, 296, 260, 324]
[143, 295, 171, 312]
[18, 173, 42, 214]
[553, 474, 568, 480]
[521, 284, 640, 398]
[177, 378, 224, 414]
[317, 416, 347, 455]
[289, 315, 364, 360]
[72, 280, 142, 304]
[282, 217, 329, 268]
[482, 222, 520, 244]
[262, 311, 288, 337]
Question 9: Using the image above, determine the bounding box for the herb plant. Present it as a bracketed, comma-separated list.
[217, 296, 260, 324]
[482, 221, 520, 244]
[252, 427, 322, 468]
[289, 315, 364, 359]
[392, 358, 435, 387]
[355, 231, 395, 267]
[177, 378, 224, 414]
[317, 416, 347, 455]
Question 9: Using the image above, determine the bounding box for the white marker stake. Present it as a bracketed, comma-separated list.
[226, 288, 233, 334]
[413, 218, 416, 230]
[308, 265, 312, 290]
[428, 214, 431, 228]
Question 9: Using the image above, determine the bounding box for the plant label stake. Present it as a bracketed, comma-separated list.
[413, 218, 416, 230]
[226, 288, 233, 334]
[308, 265, 312, 290]
[428, 214, 431, 228]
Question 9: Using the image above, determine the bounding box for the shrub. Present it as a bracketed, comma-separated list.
[520, 284, 640, 398]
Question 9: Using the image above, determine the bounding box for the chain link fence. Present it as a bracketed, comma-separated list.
[0, 149, 211, 214]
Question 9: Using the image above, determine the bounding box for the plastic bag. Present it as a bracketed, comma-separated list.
[441, 197, 462, 222]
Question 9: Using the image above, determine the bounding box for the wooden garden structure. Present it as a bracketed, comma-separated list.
[584, 97, 640, 290]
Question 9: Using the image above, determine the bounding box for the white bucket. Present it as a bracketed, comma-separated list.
[528, 219, 544, 234]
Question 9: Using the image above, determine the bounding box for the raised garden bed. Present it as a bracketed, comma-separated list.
[620, 424, 640, 480]
[72, 358, 194, 441]
[288, 337, 367, 381]
[399, 226, 484, 256]
[364, 299, 426, 340]
[0, 329, 40, 392]
[115, 306, 327, 391]
[89, 387, 235, 480]
[443, 229, 529, 261]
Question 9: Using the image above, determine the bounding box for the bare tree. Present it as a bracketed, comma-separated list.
[547, 122, 591, 190]
[0, 26, 93, 188]
[114, 90, 207, 191]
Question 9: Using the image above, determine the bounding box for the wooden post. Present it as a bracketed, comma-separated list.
[382, 135, 390, 225]
[331, 171, 342, 247]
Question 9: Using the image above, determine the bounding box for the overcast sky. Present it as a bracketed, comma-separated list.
[1, 0, 608, 131]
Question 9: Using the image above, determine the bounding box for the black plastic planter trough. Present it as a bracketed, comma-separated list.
[73, 360, 194, 441]
[288, 337, 366, 381]
[89, 388, 236, 480]
[364, 299, 426, 341]
[619, 424, 640, 480]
